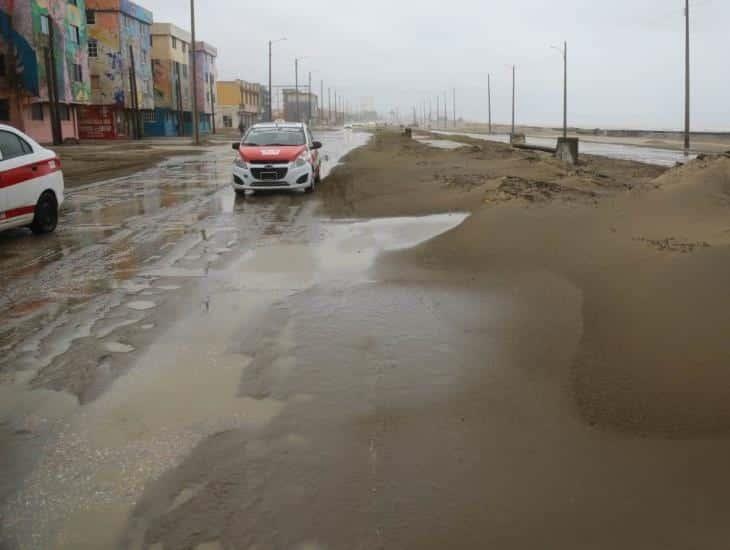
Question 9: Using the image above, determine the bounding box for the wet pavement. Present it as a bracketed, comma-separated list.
[0, 129, 380, 547]
[433, 130, 697, 166]
[2, 129, 729, 549]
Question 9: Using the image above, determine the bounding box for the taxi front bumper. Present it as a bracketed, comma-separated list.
[232, 162, 312, 191]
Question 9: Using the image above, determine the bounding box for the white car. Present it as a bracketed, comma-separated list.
[0, 124, 64, 234]
[232, 122, 323, 194]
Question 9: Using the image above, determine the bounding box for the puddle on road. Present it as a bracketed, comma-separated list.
[126, 300, 157, 311]
[414, 137, 468, 150]
[1, 210, 469, 548]
[317, 213, 469, 279]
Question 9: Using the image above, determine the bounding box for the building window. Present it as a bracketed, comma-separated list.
[31, 103, 44, 121]
[40, 15, 50, 35]
[73, 63, 83, 82]
[58, 104, 70, 121]
[143, 111, 155, 122]
[0, 54, 6, 77]
[172, 37, 177, 49]
[88, 39, 98, 57]
[86, 10, 95, 24]
[182, 64, 188, 78]
[182, 42, 187, 54]
[68, 0, 78, 5]
[71, 24, 80, 44]
[0, 99, 9, 121]
[91, 75, 100, 90]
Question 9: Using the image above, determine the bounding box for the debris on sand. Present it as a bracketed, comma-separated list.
[633, 237, 712, 254]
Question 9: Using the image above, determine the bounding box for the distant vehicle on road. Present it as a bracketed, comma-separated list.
[344, 123, 353, 130]
[0, 124, 64, 235]
[232, 122, 323, 195]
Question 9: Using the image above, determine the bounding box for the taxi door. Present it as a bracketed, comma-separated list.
[0, 129, 40, 226]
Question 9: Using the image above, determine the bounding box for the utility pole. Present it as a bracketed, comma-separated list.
[128, 45, 141, 139]
[320, 79, 324, 125]
[684, 0, 691, 153]
[452, 88, 456, 128]
[209, 71, 216, 134]
[295, 58, 299, 122]
[328, 87, 332, 125]
[443, 92, 447, 126]
[268, 41, 273, 121]
[511, 65, 516, 136]
[563, 42, 567, 139]
[45, 19, 62, 145]
[190, 0, 200, 145]
[267, 38, 286, 122]
[308, 71, 312, 124]
[436, 96, 440, 128]
[487, 73, 492, 134]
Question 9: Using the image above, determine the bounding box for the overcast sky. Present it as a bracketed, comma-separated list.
[142, 0, 728, 130]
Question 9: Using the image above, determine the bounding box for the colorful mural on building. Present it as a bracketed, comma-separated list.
[81, 0, 152, 138]
[24, 0, 91, 103]
[0, 0, 91, 142]
[194, 41, 216, 133]
[86, 0, 152, 109]
[145, 22, 194, 136]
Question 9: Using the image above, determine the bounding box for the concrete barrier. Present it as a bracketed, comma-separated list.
[510, 133, 526, 145]
[556, 137, 579, 164]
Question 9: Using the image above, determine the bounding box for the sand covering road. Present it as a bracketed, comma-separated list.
[124, 132, 730, 549]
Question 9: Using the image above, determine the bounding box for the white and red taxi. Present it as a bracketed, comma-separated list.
[232, 122, 323, 194]
[0, 124, 64, 235]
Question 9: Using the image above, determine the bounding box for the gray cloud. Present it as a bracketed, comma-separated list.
[142, 0, 728, 130]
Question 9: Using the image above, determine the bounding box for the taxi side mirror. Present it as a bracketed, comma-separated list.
[311, 141, 322, 150]
[232, 142, 240, 151]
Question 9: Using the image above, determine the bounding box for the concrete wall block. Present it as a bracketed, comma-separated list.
[556, 137, 579, 164]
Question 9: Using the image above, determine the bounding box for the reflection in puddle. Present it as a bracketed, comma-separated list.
[1, 208, 470, 548]
[317, 213, 469, 278]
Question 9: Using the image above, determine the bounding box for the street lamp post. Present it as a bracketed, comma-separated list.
[488, 73, 492, 134]
[552, 42, 568, 139]
[684, 0, 691, 153]
[190, 0, 199, 145]
[308, 71, 312, 124]
[268, 37, 286, 122]
[294, 57, 307, 122]
[511, 65, 516, 136]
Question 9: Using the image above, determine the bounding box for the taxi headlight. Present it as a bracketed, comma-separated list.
[234, 158, 248, 169]
[293, 152, 309, 168]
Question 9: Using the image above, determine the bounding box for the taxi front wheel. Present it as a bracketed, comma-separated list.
[30, 191, 58, 235]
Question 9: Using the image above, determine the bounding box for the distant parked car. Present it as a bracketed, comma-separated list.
[231, 122, 323, 195]
[0, 124, 64, 235]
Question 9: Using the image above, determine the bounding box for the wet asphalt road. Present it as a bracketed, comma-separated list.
[0, 130, 388, 547]
[433, 130, 697, 166]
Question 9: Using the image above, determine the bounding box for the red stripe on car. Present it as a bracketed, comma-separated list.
[3, 205, 35, 219]
[0, 158, 61, 189]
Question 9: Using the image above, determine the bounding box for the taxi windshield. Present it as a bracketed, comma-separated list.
[242, 128, 306, 147]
